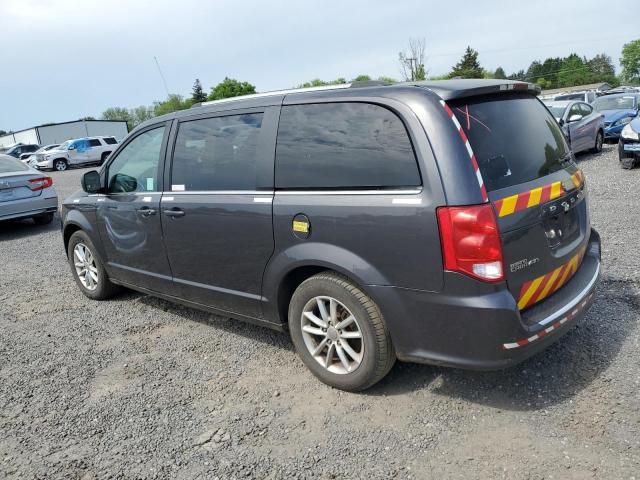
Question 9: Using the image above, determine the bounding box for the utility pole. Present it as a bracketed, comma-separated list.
[406, 57, 416, 81]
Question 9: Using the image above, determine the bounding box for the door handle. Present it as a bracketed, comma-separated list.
[164, 208, 185, 218]
[137, 207, 157, 217]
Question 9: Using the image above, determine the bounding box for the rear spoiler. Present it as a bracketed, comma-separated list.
[413, 80, 541, 101]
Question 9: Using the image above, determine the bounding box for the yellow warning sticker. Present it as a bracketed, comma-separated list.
[292, 220, 309, 233]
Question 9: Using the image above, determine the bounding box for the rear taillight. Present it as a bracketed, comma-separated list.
[436, 204, 504, 283]
[28, 176, 53, 191]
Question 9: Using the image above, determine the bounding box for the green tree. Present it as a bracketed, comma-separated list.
[449, 46, 483, 79]
[191, 78, 207, 104]
[153, 94, 191, 116]
[353, 74, 371, 81]
[80, 116, 96, 121]
[0, 130, 6, 136]
[587, 53, 617, 85]
[494, 67, 507, 79]
[557, 54, 588, 87]
[377, 76, 398, 84]
[536, 77, 551, 89]
[297, 78, 348, 88]
[620, 39, 640, 83]
[102, 107, 131, 125]
[130, 106, 155, 128]
[508, 69, 526, 81]
[208, 77, 256, 101]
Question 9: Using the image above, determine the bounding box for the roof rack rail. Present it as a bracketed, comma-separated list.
[197, 83, 353, 108]
[349, 80, 392, 88]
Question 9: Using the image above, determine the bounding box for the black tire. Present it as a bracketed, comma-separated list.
[288, 272, 395, 391]
[53, 159, 67, 171]
[67, 230, 121, 300]
[592, 130, 603, 153]
[32, 212, 54, 225]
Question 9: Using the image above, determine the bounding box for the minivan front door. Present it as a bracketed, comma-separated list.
[96, 124, 173, 293]
[160, 109, 277, 319]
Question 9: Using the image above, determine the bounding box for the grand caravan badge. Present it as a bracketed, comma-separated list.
[510, 257, 540, 273]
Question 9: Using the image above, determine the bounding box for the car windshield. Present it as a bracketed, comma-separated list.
[0, 155, 30, 173]
[56, 141, 71, 150]
[40, 144, 59, 152]
[545, 104, 567, 119]
[593, 96, 636, 111]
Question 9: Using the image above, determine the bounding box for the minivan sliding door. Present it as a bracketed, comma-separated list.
[160, 107, 278, 319]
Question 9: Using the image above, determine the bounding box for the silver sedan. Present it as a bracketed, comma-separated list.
[544, 100, 605, 154]
[0, 154, 58, 224]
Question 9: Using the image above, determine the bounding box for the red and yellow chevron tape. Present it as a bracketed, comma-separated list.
[494, 170, 585, 218]
[517, 245, 587, 311]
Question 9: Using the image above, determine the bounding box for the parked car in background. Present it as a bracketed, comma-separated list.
[554, 90, 600, 103]
[544, 100, 604, 154]
[33, 136, 119, 171]
[0, 154, 57, 224]
[62, 80, 600, 391]
[4, 143, 40, 159]
[592, 93, 640, 141]
[22, 144, 60, 163]
[619, 117, 640, 169]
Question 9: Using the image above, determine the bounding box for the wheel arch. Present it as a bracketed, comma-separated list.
[263, 243, 390, 326]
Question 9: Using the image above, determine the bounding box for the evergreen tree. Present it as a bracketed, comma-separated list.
[191, 79, 207, 104]
[449, 47, 483, 79]
[494, 67, 507, 79]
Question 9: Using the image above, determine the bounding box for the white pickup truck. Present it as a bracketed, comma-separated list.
[30, 136, 119, 171]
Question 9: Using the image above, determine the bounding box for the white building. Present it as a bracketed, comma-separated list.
[0, 120, 129, 147]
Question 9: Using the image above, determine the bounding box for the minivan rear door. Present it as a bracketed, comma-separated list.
[160, 107, 279, 319]
[449, 93, 589, 311]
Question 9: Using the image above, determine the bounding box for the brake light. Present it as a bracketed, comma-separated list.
[436, 204, 504, 282]
[28, 176, 53, 191]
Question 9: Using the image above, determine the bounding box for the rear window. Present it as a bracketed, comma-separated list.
[450, 94, 569, 192]
[593, 95, 637, 111]
[0, 155, 29, 173]
[276, 103, 421, 189]
[88, 139, 102, 147]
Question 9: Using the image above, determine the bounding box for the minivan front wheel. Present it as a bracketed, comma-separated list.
[67, 230, 121, 300]
[288, 272, 395, 391]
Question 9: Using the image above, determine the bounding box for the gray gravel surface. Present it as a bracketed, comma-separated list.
[1, 147, 639, 479]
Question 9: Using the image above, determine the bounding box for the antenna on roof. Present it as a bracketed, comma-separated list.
[153, 56, 170, 97]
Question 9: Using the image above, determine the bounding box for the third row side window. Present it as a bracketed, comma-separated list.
[275, 103, 421, 189]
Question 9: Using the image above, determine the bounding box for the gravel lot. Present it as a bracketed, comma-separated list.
[1, 146, 639, 479]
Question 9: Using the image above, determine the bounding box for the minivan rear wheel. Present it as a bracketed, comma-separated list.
[288, 272, 395, 391]
[67, 230, 121, 300]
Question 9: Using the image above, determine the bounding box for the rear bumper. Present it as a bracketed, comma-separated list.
[0, 192, 58, 221]
[369, 229, 601, 370]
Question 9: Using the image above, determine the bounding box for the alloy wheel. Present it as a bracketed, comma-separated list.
[73, 243, 98, 291]
[300, 296, 364, 374]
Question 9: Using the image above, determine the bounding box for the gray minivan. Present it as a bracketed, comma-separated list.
[61, 80, 601, 391]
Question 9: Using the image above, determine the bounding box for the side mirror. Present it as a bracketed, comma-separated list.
[568, 114, 583, 123]
[81, 170, 102, 194]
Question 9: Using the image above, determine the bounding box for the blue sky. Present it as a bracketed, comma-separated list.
[1, 0, 637, 132]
